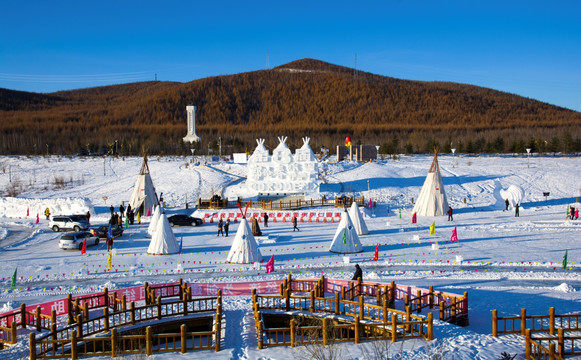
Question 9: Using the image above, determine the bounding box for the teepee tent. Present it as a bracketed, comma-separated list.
[128, 156, 159, 216]
[349, 202, 369, 235]
[226, 217, 263, 264]
[329, 211, 363, 254]
[147, 205, 162, 237]
[412, 151, 449, 216]
[147, 213, 179, 255]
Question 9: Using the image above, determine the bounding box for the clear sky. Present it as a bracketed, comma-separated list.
[1, 1, 580, 111]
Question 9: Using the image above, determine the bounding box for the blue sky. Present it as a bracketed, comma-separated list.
[1, 1, 580, 111]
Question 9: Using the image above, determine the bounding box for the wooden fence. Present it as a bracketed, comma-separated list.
[199, 196, 365, 210]
[30, 293, 222, 360]
[493, 307, 581, 359]
[0, 303, 56, 348]
[252, 287, 433, 349]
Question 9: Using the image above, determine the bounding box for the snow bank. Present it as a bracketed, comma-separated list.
[499, 185, 524, 207]
[0, 197, 94, 218]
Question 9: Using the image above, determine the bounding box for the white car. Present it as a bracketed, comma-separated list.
[58, 231, 100, 250]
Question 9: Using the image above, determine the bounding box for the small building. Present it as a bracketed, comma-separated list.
[336, 145, 378, 162]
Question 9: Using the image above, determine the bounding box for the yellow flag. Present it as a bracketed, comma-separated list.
[107, 252, 112, 270]
[137, 212, 141, 224]
[429, 221, 435, 235]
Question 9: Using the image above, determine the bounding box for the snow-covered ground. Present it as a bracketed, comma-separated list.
[0, 154, 580, 359]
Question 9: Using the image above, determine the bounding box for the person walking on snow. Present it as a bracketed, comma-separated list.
[351, 264, 362, 281]
[575, 208, 579, 220]
[505, 198, 510, 211]
[515, 204, 520, 217]
[119, 204, 125, 220]
[217, 219, 224, 236]
[264, 213, 269, 227]
[224, 219, 230, 237]
[447, 206, 453, 221]
[44, 207, 51, 220]
[292, 216, 299, 231]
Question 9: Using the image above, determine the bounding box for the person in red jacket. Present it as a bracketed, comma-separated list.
[447, 206, 453, 221]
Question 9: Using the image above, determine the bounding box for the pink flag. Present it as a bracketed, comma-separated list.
[412, 212, 417, 224]
[147, 207, 151, 217]
[27, 208, 29, 217]
[368, 198, 372, 209]
[36, 213, 39, 224]
[266, 255, 275, 274]
[450, 226, 458, 242]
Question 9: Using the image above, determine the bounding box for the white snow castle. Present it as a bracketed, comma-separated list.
[182, 105, 201, 143]
[246, 137, 319, 194]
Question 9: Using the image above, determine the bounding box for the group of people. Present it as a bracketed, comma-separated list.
[570, 206, 579, 220]
[505, 198, 520, 217]
[217, 218, 230, 236]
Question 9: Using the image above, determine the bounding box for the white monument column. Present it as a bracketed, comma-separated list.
[183, 105, 201, 143]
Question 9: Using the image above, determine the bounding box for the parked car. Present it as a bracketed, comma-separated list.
[167, 214, 203, 227]
[90, 225, 123, 239]
[49, 215, 90, 232]
[58, 231, 99, 250]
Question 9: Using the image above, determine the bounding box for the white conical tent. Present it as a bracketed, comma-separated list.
[147, 205, 162, 236]
[412, 152, 449, 216]
[349, 202, 369, 235]
[147, 213, 179, 255]
[226, 217, 263, 264]
[128, 156, 159, 216]
[329, 211, 363, 254]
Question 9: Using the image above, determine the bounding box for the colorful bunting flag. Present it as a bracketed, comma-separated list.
[266, 255, 275, 273]
[342, 229, 347, 244]
[107, 252, 112, 270]
[450, 226, 458, 242]
[11, 268, 17, 289]
[373, 243, 379, 261]
[563, 250, 568, 270]
[81, 237, 87, 254]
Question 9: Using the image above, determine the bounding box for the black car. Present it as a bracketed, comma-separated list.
[90, 225, 124, 239]
[167, 214, 203, 227]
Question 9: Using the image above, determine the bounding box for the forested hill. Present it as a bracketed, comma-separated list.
[1, 58, 580, 155]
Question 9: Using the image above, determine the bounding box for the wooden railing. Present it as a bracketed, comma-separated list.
[493, 307, 581, 359]
[198, 196, 365, 210]
[252, 288, 432, 349]
[30, 293, 222, 360]
[0, 304, 56, 348]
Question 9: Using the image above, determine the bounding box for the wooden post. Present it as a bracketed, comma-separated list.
[178, 278, 184, 299]
[279, 283, 284, 296]
[341, 286, 346, 300]
[463, 291, 469, 320]
[428, 286, 434, 309]
[157, 297, 162, 320]
[357, 278, 362, 296]
[50, 323, 57, 347]
[549, 307, 555, 335]
[520, 308, 526, 336]
[20, 303, 26, 328]
[143, 282, 149, 304]
[406, 306, 412, 333]
[391, 313, 397, 342]
[10, 321, 16, 344]
[390, 281, 396, 308]
[51, 309, 56, 328]
[103, 307, 109, 331]
[70, 330, 77, 360]
[29, 333, 37, 360]
[290, 319, 296, 347]
[322, 318, 328, 346]
[35, 306, 41, 331]
[104, 287, 109, 308]
[111, 291, 117, 312]
[320, 275, 325, 297]
[354, 315, 360, 344]
[146, 326, 152, 355]
[180, 324, 187, 353]
[349, 283, 355, 301]
[130, 301, 135, 325]
[76, 314, 83, 338]
[122, 295, 127, 311]
[83, 302, 89, 320]
[416, 290, 422, 313]
[558, 328, 564, 357]
[183, 292, 188, 315]
[218, 289, 222, 308]
[525, 329, 531, 359]
[549, 342, 556, 360]
[359, 295, 364, 319]
[383, 302, 388, 323]
[285, 286, 290, 312]
[335, 292, 340, 315]
[67, 293, 74, 324]
[492, 310, 498, 336]
[310, 291, 315, 312]
[110, 328, 117, 357]
[187, 287, 192, 301]
[215, 310, 221, 352]
[404, 294, 409, 308]
[258, 321, 264, 349]
[427, 313, 433, 340]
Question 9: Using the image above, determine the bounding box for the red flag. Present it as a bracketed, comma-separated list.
[147, 207, 151, 217]
[373, 243, 379, 261]
[266, 255, 275, 273]
[27, 208, 29, 217]
[81, 237, 87, 254]
[450, 226, 458, 242]
[412, 212, 417, 224]
[36, 213, 39, 224]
